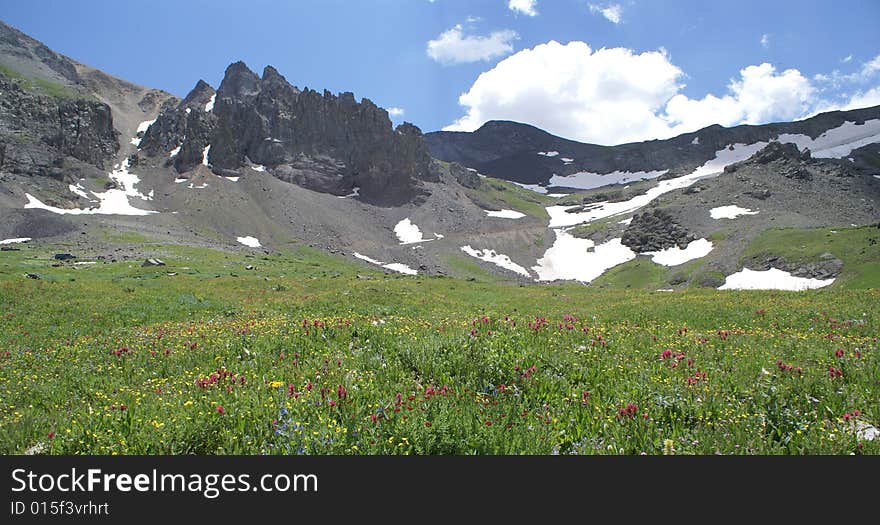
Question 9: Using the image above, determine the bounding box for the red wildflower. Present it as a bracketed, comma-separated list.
[581, 391, 590, 406]
[835, 349, 845, 358]
[216, 405, 225, 414]
[425, 421, 432, 427]
[47, 431, 55, 439]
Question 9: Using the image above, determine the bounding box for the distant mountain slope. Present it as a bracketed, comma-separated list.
[425, 106, 880, 188]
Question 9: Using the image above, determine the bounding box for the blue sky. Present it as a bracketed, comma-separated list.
[3, 0, 879, 144]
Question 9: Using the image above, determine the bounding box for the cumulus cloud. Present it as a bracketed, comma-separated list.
[387, 107, 405, 117]
[445, 41, 680, 144]
[444, 40, 866, 145]
[588, 3, 623, 24]
[508, 0, 538, 17]
[427, 24, 518, 65]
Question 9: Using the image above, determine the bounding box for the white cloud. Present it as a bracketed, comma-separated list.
[588, 3, 623, 24]
[426, 24, 518, 65]
[842, 54, 853, 63]
[665, 63, 816, 130]
[445, 40, 839, 145]
[508, 0, 538, 17]
[387, 107, 405, 117]
[760, 34, 770, 48]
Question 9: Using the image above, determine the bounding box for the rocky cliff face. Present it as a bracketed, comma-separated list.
[0, 71, 118, 180]
[140, 62, 436, 206]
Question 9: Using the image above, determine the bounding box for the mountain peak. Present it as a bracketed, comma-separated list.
[217, 61, 260, 99]
[181, 79, 215, 108]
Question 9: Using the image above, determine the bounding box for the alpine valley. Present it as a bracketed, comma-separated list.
[1, 21, 878, 289]
[1, 18, 879, 458]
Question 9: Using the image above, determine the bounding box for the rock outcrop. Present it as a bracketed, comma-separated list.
[621, 209, 695, 252]
[0, 71, 118, 178]
[140, 62, 436, 205]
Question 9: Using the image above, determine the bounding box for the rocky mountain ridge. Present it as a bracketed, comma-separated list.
[140, 62, 437, 206]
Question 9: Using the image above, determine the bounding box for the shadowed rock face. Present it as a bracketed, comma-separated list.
[141, 61, 436, 206]
[424, 105, 880, 186]
[0, 72, 118, 177]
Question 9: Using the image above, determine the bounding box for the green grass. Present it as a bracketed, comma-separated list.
[467, 177, 552, 220]
[439, 254, 505, 282]
[591, 258, 669, 289]
[0, 240, 877, 455]
[742, 225, 880, 288]
[0, 62, 88, 100]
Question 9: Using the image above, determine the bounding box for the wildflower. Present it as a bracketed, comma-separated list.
[425, 421, 432, 427]
[835, 349, 845, 358]
[843, 413, 851, 422]
[853, 410, 861, 417]
[581, 391, 590, 406]
[216, 405, 225, 414]
[47, 431, 55, 439]
[663, 439, 675, 455]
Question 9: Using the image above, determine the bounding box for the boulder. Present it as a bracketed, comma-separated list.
[142, 258, 165, 267]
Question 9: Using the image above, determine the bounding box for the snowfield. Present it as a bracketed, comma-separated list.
[777, 119, 880, 159]
[547, 142, 769, 227]
[718, 267, 835, 291]
[549, 169, 667, 190]
[532, 231, 636, 283]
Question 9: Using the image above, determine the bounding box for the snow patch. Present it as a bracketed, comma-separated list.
[202, 144, 211, 166]
[187, 183, 208, 189]
[485, 209, 525, 219]
[546, 142, 768, 228]
[646, 238, 713, 266]
[537, 151, 559, 157]
[236, 236, 261, 248]
[204, 93, 216, 112]
[691, 136, 700, 145]
[251, 164, 266, 172]
[68, 184, 93, 200]
[618, 217, 633, 225]
[0, 237, 30, 245]
[224, 177, 240, 182]
[874, 175, 880, 180]
[460, 245, 531, 277]
[549, 169, 668, 190]
[381, 263, 418, 276]
[777, 119, 880, 159]
[338, 187, 360, 198]
[394, 218, 440, 244]
[169, 145, 181, 158]
[25, 159, 155, 216]
[718, 268, 834, 291]
[130, 118, 156, 147]
[547, 193, 569, 198]
[532, 231, 636, 283]
[353, 252, 417, 275]
[174, 178, 187, 184]
[710, 205, 759, 220]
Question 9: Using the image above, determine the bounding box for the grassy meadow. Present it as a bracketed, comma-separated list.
[0, 233, 877, 455]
